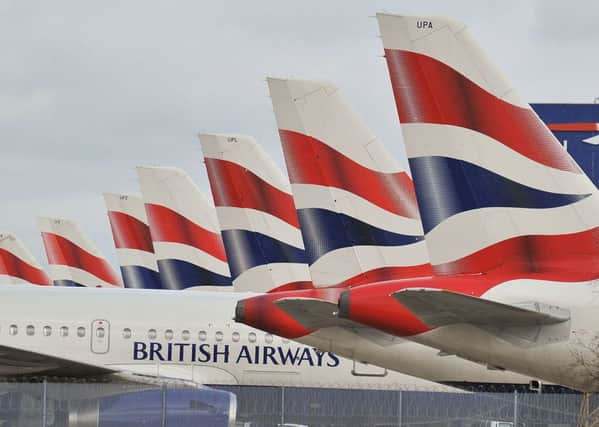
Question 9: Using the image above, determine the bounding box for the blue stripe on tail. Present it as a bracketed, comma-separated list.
[157, 259, 231, 290]
[409, 156, 591, 233]
[221, 229, 307, 280]
[120, 265, 162, 289]
[297, 208, 423, 264]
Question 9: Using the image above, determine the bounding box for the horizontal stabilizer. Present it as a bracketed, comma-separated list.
[274, 298, 343, 330]
[392, 289, 570, 328]
[274, 297, 402, 346]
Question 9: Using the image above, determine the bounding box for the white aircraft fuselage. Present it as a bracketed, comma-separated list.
[0, 286, 534, 391]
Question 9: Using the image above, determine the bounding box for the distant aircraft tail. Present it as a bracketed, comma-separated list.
[377, 13, 599, 277]
[104, 193, 162, 289]
[0, 232, 51, 285]
[38, 217, 123, 287]
[136, 166, 232, 290]
[200, 133, 312, 293]
[532, 103, 599, 187]
[267, 77, 431, 287]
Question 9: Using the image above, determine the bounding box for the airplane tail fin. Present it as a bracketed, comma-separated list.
[200, 133, 312, 293]
[267, 77, 431, 287]
[0, 232, 51, 285]
[377, 13, 599, 277]
[103, 193, 162, 289]
[136, 166, 232, 290]
[38, 217, 123, 287]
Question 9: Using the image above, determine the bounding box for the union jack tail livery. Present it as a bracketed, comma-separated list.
[0, 232, 51, 285]
[136, 166, 232, 290]
[104, 193, 162, 289]
[267, 77, 431, 287]
[378, 13, 599, 277]
[38, 217, 123, 287]
[200, 133, 311, 293]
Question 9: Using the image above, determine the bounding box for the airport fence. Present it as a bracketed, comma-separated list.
[0, 381, 595, 426]
[219, 385, 588, 426]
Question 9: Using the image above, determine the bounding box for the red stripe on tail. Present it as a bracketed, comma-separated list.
[547, 123, 599, 132]
[108, 211, 154, 252]
[145, 204, 227, 262]
[205, 158, 300, 228]
[0, 248, 51, 285]
[434, 226, 599, 278]
[385, 49, 579, 173]
[280, 129, 420, 219]
[41, 233, 122, 286]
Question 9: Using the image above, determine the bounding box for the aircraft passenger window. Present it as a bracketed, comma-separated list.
[59, 326, 68, 337]
[96, 327, 105, 338]
[122, 328, 131, 339]
[265, 333, 273, 344]
[26, 325, 35, 336]
[198, 330, 207, 341]
[164, 329, 173, 340]
[77, 327, 86, 338]
[148, 329, 157, 340]
[181, 330, 190, 341]
[215, 331, 223, 342]
[248, 332, 256, 343]
[232, 331, 240, 342]
[9, 325, 17, 336]
[43, 326, 52, 337]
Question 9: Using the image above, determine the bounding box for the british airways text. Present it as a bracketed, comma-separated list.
[133, 342, 341, 367]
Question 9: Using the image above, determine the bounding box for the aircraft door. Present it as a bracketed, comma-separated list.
[91, 319, 110, 354]
[351, 360, 387, 377]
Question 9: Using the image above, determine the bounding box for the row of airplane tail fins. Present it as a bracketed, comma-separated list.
[1, 13, 597, 297]
[0, 76, 439, 291]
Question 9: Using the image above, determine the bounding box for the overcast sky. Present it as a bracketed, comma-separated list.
[2, 0, 599, 270]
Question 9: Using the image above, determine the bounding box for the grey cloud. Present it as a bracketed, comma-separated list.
[1, 0, 599, 270]
[532, 0, 599, 41]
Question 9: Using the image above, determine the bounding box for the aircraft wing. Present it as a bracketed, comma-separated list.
[392, 289, 570, 328]
[0, 344, 208, 390]
[0, 344, 115, 378]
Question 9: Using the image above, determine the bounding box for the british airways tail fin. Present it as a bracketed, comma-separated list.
[0, 232, 51, 285]
[38, 217, 123, 287]
[136, 166, 232, 290]
[103, 193, 162, 289]
[200, 133, 312, 293]
[267, 77, 431, 287]
[377, 13, 599, 277]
